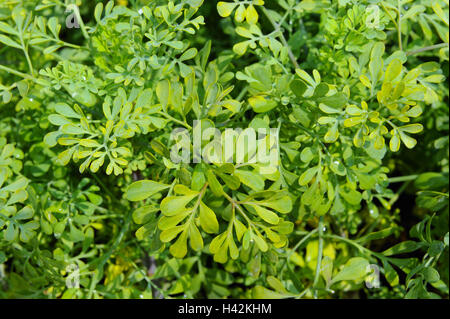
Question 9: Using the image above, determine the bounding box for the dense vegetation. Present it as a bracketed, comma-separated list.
[0, 0, 448, 299]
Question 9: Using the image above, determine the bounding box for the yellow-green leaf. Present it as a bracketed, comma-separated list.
[384, 59, 402, 82]
[246, 4, 258, 24]
[330, 257, 369, 285]
[389, 133, 401, 152]
[199, 202, 219, 234]
[253, 205, 280, 225]
[217, 1, 236, 17]
[126, 180, 171, 201]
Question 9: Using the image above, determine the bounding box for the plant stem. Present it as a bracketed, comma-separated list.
[222, 191, 259, 228]
[381, 2, 398, 28]
[261, 7, 300, 69]
[388, 174, 418, 183]
[312, 216, 324, 298]
[21, 43, 34, 77]
[0, 64, 49, 87]
[397, 0, 402, 51]
[116, 250, 166, 298]
[236, 86, 248, 102]
[276, 119, 288, 188]
[68, 4, 90, 40]
[281, 228, 318, 272]
[17, 23, 35, 76]
[406, 43, 449, 56]
[323, 234, 384, 261]
[0, 64, 33, 80]
[91, 172, 119, 201]
[289, 121, 331, 156]
[87, 212, 132, 298]
[158, 111, 192, 129]
[388, 180, 411, 207]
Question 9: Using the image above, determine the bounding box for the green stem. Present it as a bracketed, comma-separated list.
[158, 112, 192, 129]
[0, 64, 33, 80]
[276, 119, 288, 188]
[281, 228, 318, 272]
[17, 25, 34, 76]
[406, 43, 449, 56]
[22, 44, 34, 77]
[223, 192, 256, 228]
[397, 0, 402, 51]
[388, 180, 411, 207]
[324, 234, 367, 253]
[388, 174, 418, 183]
[261, 7, 300, 69]
[68, 4, 90, 40]
[0, 64, 48, 86]
[312, 216, 324, 298]
[87, 212, 132, 298]
[90, 173, 111, 196]
[323, 234, 385, 261]
[289, 121, 331, 156]
[116, 251, 167, 298]
[381, 2, 398, 28]
[236, 86, 248, 102]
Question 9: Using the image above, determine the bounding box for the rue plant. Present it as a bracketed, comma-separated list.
[0, 0, 448, 299]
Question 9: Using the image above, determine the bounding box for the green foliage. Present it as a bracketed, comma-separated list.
[0, 0, 448, 299]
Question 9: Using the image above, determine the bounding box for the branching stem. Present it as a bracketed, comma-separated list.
[261, 7, 300, 69]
